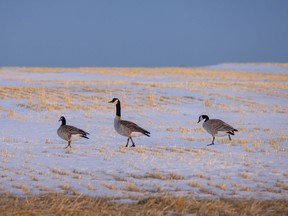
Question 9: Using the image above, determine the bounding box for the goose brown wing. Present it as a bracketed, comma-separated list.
[120, 120, 150, 136]
[64, 125, 90, 136]
[210, 119, 235, 132]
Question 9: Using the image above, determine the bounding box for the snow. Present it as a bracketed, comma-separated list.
[0, 65, 287, 200]
[208, 63, 288, 74]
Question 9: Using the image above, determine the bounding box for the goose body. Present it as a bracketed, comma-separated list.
[109, 98, 150, 147]
[57, 116, 89, 148]
[198, 115, 238, 146]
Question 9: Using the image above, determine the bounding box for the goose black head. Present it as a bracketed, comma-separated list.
[197, 115, 209, 123]
[109, 98, 120, 104]
[109, 98, 121, 117]
[59, 116, 66, 125]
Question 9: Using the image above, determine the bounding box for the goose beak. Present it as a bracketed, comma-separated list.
[108, 100, 113, 103]
[197, 119, 200, 123]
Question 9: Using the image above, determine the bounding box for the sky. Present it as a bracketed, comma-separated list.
[0, 0, 288, 67]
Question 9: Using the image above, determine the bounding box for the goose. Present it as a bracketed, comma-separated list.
[57, 116, 89, 148]
[197, 115, 238, 146]
[109, 98, 150, 147]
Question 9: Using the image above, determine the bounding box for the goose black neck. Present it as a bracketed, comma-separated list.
[116, 101, 121, 117]
[61, 118, 66, 126]
[204, 115, 209, 122]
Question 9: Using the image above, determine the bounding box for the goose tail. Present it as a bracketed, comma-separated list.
[143, 131, 151, 137]
[227, 128, 238, 136]
[81, 134, 89, 139]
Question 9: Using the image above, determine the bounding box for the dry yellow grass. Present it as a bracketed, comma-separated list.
[239, 172, 252, 179]
[241, 186, 252, 191]
[51, 168, 70, 176]
[189, 180, 201, 188]
[58, 185, 79, 195]
[143, 172, 165, 180]
[168, 172, 185, 180]
[268, 137, 287, 151]
[208, 182, 228, 191]
[102, 183, 118, 190]
[130, 171, 185, 181]
[0, 193, 287, 216]
[199, 187, 216, 195]
[275, 181, 288, 190]
[0, 85, 107, 112]
[10, 66, 288, 80]
[13, 185, 31, 195]
[125, 183, 147, 193]
[0, 66, 287, 116]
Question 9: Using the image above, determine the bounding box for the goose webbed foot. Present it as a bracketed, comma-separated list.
[207, 137, 215, 146]
[125, 138, 130, 147]
[130, 137, 136, 147]
[64, 142, 72, 149]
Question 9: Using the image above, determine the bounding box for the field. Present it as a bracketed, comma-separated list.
[0, 64, 287, 215]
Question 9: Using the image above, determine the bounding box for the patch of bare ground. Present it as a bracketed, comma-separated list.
[0, 193, 287, 216]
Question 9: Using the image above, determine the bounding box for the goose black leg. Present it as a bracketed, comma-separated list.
[65, 141, 72, 149]
[228, 135, 231, 141]
[125, 138, 130, 147]
[207, 137, 215, 146]
[130, 137, 136, 147]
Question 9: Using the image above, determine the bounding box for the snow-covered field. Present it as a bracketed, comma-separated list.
[0, 64, 287, 201]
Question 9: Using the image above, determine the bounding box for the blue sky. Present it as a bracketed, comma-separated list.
[0, 0, 287, 67]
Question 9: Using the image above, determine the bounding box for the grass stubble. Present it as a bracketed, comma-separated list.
[0, 193, 287, 216]
[0, 66, 288, 115]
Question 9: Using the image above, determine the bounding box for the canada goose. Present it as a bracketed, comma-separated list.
[57, 116, 89, 148]
[109, 98, 150, 147]
[197, 115, 238, 146]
